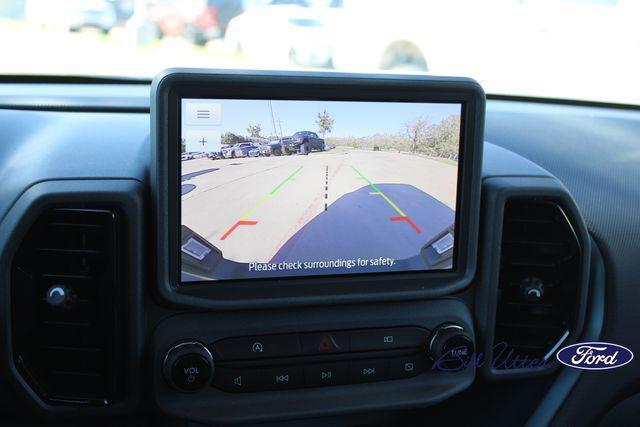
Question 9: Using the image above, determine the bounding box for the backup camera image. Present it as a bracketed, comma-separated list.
[180, 98, 461, 282]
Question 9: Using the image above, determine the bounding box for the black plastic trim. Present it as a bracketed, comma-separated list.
[526, 239, 605, 427]
[151, 68, 485, 310]
[151, 298, 475, 424]
[0, 104, 149, 113]
[0, 75, 149, 85]
[0, 179, 144, 417]
[486, 93, 640, 112]
[476, 176, 591, 380]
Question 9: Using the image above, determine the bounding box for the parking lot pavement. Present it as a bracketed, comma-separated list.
[181, 148, 458, 263]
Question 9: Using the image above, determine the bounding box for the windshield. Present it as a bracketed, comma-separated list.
[0, 0, 638, 104]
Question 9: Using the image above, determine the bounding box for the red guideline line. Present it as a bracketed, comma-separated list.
[390, 216, 422, 234]
[220, 220, 258, 241]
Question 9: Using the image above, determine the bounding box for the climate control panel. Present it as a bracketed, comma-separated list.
[209, 327, 429, 392]
[161, 325, 476, 394]
[152, 299, 476, 424]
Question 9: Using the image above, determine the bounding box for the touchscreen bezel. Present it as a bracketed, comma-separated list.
[152, 69, 484, 309]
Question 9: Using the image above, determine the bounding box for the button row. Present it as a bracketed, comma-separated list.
[211, 327, 429, 361]
[213, 354, 426, 393]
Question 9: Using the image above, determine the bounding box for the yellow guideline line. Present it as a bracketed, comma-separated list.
[350, 165, 406, 217]
[239, 166, 303, 220]
[239, 193, 271, 220]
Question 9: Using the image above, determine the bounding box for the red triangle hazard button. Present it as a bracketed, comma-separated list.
[319, 334, 339, 351]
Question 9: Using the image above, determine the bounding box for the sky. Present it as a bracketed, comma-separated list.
[182, 98, 461, 142]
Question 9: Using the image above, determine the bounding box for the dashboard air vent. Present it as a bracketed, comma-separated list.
[11, 208, 124, 405]
[493, 199, 581, 366]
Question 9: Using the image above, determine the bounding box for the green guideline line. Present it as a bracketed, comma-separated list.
[239, 166, 303, 220]
[350, 165, 406, 217]
[270, 165, 303, 195]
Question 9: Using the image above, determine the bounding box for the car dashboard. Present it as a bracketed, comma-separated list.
[0, 78, 639, 427]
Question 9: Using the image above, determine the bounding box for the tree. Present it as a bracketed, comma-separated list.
[221, 131, 244, 146]
[246, 123, 262, 138]
[180, 138, 186, 153]
[403, 116, 429, 154]
[316, 110, 335, 139]
[426, 115, 461, 159]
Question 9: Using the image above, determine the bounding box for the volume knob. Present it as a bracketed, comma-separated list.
[163, 341, 214, 392]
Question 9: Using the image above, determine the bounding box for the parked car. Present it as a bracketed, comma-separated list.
[208, 0, 246, 36]
[331, 1, 505, 73]
[138, 0, 225, 46]
[248, 143, 264, 157]
[260, 140, 284, 156]
[221, 144, 238, 158]
[224, 1, 338, 67]
[69, 0, 118, 34]
[233, 142, 256, 157]
[331, 0, 640, 91]
[181, 152, 194, 161]
[281, 131, 325, 154]
[221, 142, 254, 158]
[207, 151, 222, 159]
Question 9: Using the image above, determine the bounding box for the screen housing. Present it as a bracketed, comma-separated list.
[152, 68, 485, 309]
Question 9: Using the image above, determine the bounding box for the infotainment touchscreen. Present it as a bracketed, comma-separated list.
[179, 98, 463, 282]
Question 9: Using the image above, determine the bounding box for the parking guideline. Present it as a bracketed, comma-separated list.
[270, 166, 303, 195]
[350, 165, 406, 216]
[239, 165, 303, 220]
[350, 165, 421, 234]
[221, 166, 304, 240]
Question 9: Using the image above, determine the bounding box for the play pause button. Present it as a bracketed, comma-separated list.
[304, 363, 348, 387]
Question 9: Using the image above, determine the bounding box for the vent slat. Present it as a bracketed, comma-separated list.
[505, 301, 555, 309]
[506, 218, 555, 224]
[493, 199, 581, 366]
[36, 248, 103, 255]
[41, 346, 102, 353]
[495, 323, 562, 330]
[41, 273, 93, 280]
[50, 371, 103, 378]
[507, 344, 549, 350]
[11, 208, 124, 405]
[49, 223, 103, 229]
[508, 260, 558, 268]
[42, 320, 91, 328]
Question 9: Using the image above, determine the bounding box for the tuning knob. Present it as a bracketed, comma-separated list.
[428, 323, 474, 370]
[45, 284, 77, 310]
[163, 341, 214, 392]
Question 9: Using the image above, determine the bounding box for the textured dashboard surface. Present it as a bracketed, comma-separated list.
[486, 100, 640, 425]
[0, 93, 638, 425]
[0, 109, 148, 224]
